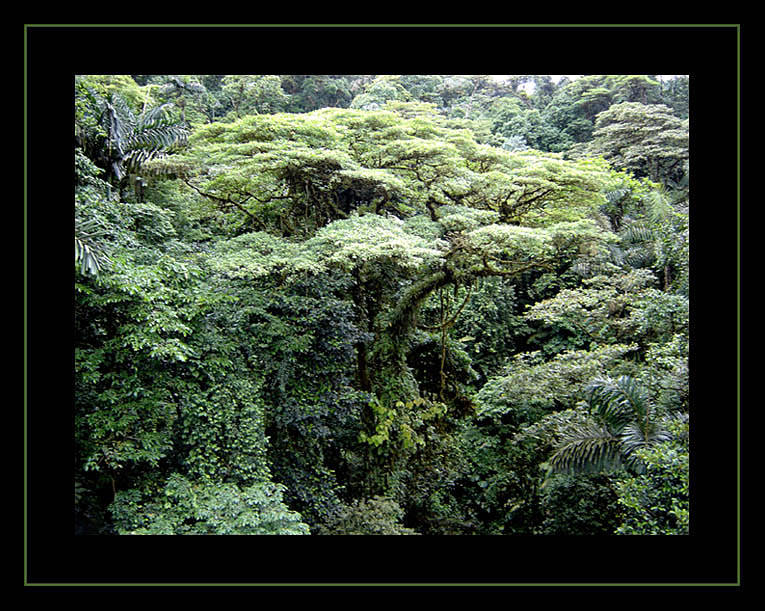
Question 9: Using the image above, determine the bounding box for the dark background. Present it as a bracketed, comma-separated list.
[25, 24, 740, 587]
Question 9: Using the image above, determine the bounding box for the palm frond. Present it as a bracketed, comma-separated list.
[136, 102, 173, 128]
[619, 422, 672, 473]
[585, 375, 647, 432]
[74, 216, 111, 277]
[548, 376, 671, 476]
[604, 187, 630, 204]
[549, 421, 624, 474]
[74, 236, 105, 276]
[621, 222, 655, 245]
[642, 187, 675, 223]
[95, 93, 189, 179]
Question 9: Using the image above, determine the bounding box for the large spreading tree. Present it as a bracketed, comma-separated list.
[163, 102, 621, 491]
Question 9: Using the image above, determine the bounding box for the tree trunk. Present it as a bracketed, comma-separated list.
[356, 341, 371, 392]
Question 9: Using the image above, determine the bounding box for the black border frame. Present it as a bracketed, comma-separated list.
[24, 23, 741, 588]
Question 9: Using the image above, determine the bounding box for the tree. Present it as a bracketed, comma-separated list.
[581, 102, 689, 184]
[220, 75, 288, 118]
[547, 375, 673, 475]
[281, 74, 363, 112]
[315, 496, 419, 535]
[605, 75, 661, 105]
[76, 77, 189, 192]
[150, 75, 215, 126]
[171, 104, 615, 495]
[658, 75, 689, 119]
[523, 269, 666, 353]
[350, 75, 412, 110]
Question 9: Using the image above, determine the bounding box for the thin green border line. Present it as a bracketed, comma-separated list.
[22, 582, 742, 587]
[24, 22, 740, 589]
[23, 23, 29, 589]
[23, 23, 741, 27]
[736, 24, 741, 587]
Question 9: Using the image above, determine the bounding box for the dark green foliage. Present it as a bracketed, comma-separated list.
[451, 417, 551, 535]
[614, 416, 689, 534]
[218, 273, 373, 526]
[429, 277, 531, 381]
[539, 473, 623, 535]
[282, 75, 364, 112]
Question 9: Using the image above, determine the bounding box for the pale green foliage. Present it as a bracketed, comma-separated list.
[176, 106, 613, 240]
[524, 269, 659, 345]
[402, 214, 445, 240]
[466, 224, 554, 259]
[302, 214, 447, 273]
[112, 475, 310, 535]
[209, 214, 446, 279]
[476, 343, 639, 419]
[466, 219, 609, 262]
[583, 102, 689, 182]
[491, 152, 611, 225]
[316, 495, 419, 535]
[208, 231, 301, 279]
[436, 205, 499, 232]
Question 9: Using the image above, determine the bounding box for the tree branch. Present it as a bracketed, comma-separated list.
[182, 179, 264, 229]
